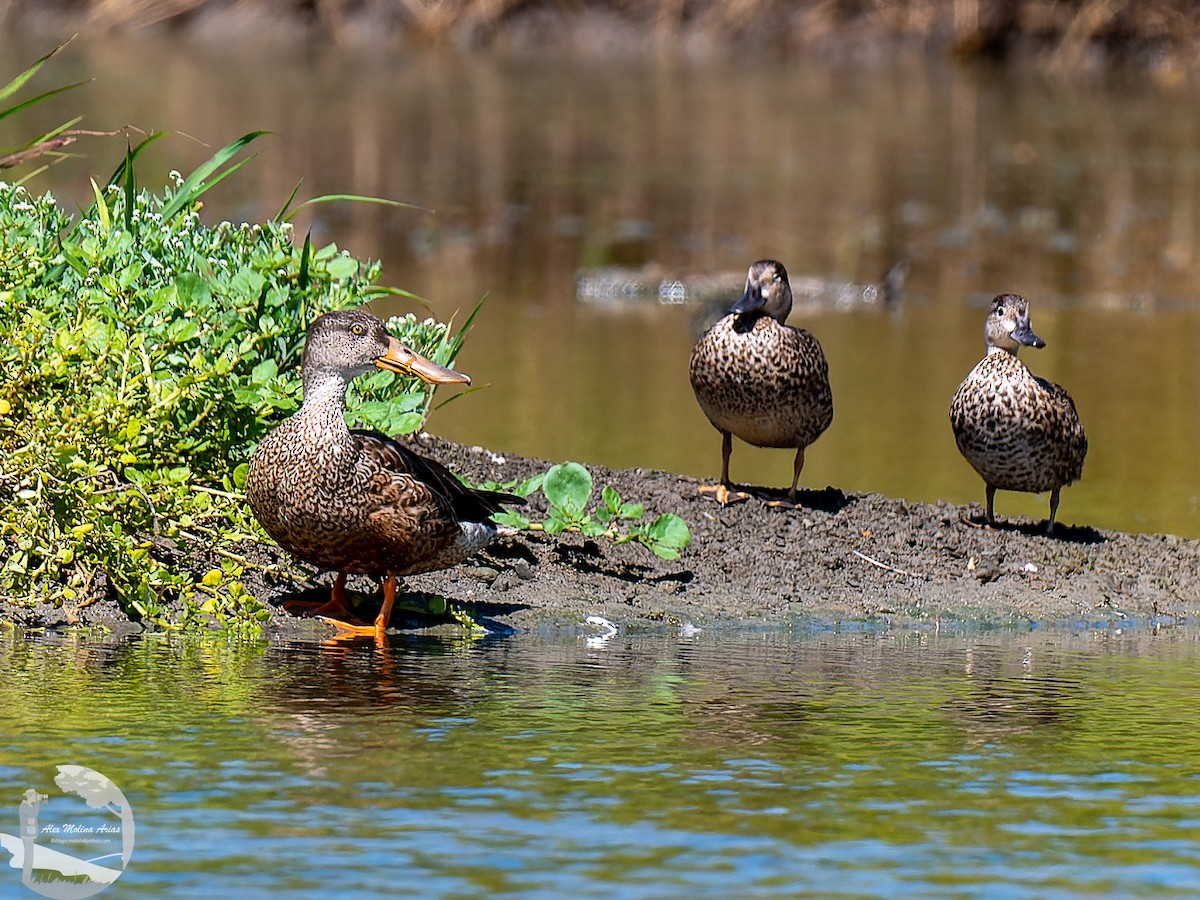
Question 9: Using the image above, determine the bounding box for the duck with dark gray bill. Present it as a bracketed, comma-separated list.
[245, 308, 522, 636]
[949, 293, 1087, 532]
[689, 259, 833, 506]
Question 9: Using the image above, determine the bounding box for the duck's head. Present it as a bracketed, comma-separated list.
[301, 308, 471, 388]
[985, 293, 1045, 355]
[730, 259, 792, 323]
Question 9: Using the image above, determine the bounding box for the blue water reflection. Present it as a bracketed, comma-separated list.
[2, 626, 1199, 896]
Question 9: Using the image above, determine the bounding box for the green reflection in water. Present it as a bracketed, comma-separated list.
[1, 628, 1199, 895]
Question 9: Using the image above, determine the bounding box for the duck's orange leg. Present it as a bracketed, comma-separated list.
[374, 575, 398, 636]
[313, 574, 399, 639]
[307, 572, 353, 618]
[311, 572, 383, 635]
[765, 447, 805, 508]
[282, 572, 361, 620]
[698, 431, 752, 505]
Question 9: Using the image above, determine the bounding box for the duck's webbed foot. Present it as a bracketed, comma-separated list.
[698, 482, 753, 506]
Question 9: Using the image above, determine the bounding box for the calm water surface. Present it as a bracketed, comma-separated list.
[4, 35, 1200, 537]
[2, 626, 1200, 897]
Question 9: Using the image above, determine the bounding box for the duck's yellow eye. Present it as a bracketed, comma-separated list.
[350, 323, 365, 336]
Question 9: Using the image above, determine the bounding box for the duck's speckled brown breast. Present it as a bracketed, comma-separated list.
[689, 314, 833, 449]
[245, 410, 460, 576]
[950, 352, 1087, 493]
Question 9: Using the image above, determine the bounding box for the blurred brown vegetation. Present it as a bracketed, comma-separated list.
[2, 0, 1200, 70]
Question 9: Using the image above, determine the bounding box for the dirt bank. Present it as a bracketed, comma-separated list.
[262, 436, 1200, 634]
[7, 435, 1197, 636]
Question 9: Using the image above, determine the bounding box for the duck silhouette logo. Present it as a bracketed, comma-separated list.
[1, 766, 134, 898]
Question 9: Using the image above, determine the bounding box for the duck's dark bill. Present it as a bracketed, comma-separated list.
[729, 285, 764, 316]
[1013, 323, 1046, 349]
[376, 337, 471, 385]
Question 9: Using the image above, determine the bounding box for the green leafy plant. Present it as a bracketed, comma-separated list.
[492, 462, 691, 560]
[0, 133, 468, 630]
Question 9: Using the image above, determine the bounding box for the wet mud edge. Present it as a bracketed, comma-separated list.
[9, 435, 1200, 636]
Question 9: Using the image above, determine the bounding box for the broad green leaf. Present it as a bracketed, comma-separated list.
[619, 502, 644, 520]
[250, 358, 278, 384]
[580, 519, 606, 537]
[543, 510, 571, 535]
[389, 411, 425, 434]
[516, 474, 545, 497]
[647, 514, 691, 550]
[491, 510, 530, 529]
[543, 462, 592, 518]
[325, 255, 359, 280]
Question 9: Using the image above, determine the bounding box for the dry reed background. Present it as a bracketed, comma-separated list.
[3, 0, 1200, 72]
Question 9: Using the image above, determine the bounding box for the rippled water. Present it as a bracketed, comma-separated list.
[3, 627, 1200, 896]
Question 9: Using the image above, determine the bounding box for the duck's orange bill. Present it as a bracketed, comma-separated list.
[375, 336, 471, 385]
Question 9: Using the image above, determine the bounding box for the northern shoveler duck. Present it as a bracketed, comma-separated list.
[245, 308, 522, 636]
[949, 293, 1087, 531]
[688, 259, 833, 505]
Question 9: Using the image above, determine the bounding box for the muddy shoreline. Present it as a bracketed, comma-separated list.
[7, 435, 1197, 638]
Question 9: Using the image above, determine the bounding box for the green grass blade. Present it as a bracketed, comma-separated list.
[160, 131, 271, 220]
[103, 132, 167, 188]
[13, 162, 52, 186]
[273, 179, 304, 222]
[298, 231, 312, 290]
[362, 284, 431, 309]
[448, 294, 488, 358]
[123, 144, 136, 232]
[181, 152, 259, 203]
[0, 36, 74, 104]
[280, 193, 420, 224]
[161, 152, 260, 219]
[432, 383, 488, 411]
[89, 177, 111, 231]
[0, 80, 90, 126]
[25, 115, 83, 145]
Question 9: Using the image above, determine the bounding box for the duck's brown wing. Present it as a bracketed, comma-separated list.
[1033, 377, 1088, 480]
[351, 430, 524, 523]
